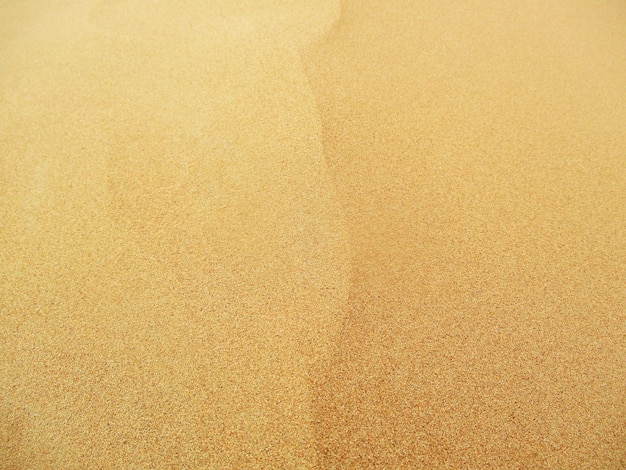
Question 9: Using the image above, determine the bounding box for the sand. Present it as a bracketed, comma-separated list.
[1, 0, 625, 468]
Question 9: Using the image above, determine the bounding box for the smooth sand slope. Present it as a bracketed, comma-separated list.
[304, 1, 626, 467]
[1, 0, 626, 468]
[1, 1, 348, 467]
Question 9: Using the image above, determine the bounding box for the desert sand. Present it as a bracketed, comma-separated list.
[1, 0, 625, 468]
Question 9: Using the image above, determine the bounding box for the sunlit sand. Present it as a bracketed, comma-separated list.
[2, 1, 625, 468]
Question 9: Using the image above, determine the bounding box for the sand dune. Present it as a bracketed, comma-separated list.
[1, 0, 625, 468]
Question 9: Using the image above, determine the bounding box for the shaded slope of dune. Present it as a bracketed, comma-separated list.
[304, 0, 626, 467]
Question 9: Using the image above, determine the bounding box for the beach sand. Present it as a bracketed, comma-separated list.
[1, 0, 625, 468]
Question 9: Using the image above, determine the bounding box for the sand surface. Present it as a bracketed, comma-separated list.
[1, 0, 625, 468]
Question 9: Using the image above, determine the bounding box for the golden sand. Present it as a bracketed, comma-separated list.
[1, 0, 625, 468]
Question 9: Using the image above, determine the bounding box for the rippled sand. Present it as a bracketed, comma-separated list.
[1, 1, 625, 468]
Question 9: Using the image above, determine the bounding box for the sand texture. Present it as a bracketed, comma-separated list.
[1, 0, 626, 468]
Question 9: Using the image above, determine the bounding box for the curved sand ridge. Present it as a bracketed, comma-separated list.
[1, 1, 347, 468]
[2, 0, 626, 468]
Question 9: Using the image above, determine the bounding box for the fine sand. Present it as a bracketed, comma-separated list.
[1, 0, 625, 468]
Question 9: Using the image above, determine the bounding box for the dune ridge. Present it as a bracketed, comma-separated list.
[1, 0, 626, 468]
